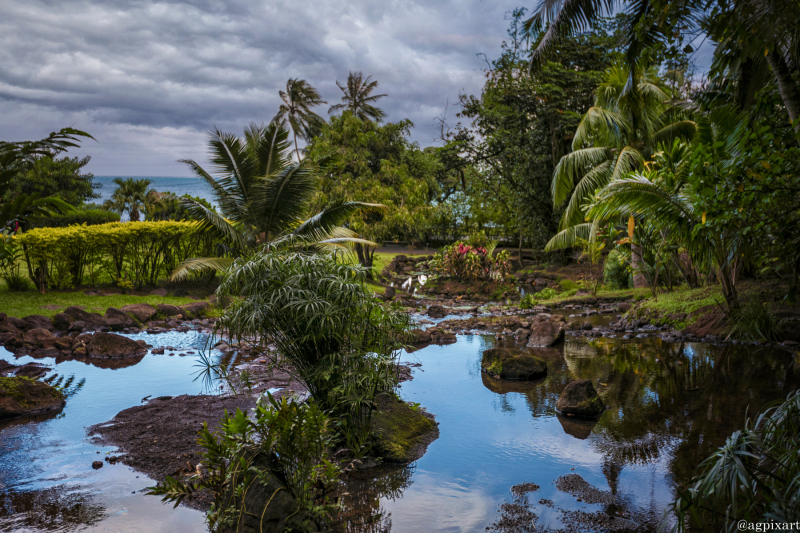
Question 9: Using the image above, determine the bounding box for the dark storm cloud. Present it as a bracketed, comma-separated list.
[0, 0, 525, 175]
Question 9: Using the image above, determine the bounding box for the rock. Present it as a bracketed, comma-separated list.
[64, 306, 106, 329]
[383, 286, 396, 301]
[149, 288, 168, 296]
[22, 328, 55, 345]
[12, 362, 50, 379]
[92, 461, 103, 469]
[104, 308, 136, 331]
[52, 313, 74, 331]
[2, 316, 27, 331]
[581, 321, 593, 330]
[156, 304, 183, 317]
[371, 394, 438, 464]
[0, 376, 65, 419]
[23, 315, 53, 332]
[617, 303, 632, 313]
[432, 332, 457, 344]
[526, 321, 566, 347]
[408, 328, 432, 345]
[86, 332, 148, 359]
[173, 288, 189, 297]
[427, 304, 445, 318]
[69, 320, 87, 332]
[181, 301, 209, 318]
[119, 303, 157, 322]
[556, 380, 605, 418]
[481, 348, 547, 380]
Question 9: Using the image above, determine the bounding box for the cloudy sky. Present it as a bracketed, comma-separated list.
[0, 0, 535, 177]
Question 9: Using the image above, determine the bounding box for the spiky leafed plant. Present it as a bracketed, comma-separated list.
[274, 78, 327, 160]
[328, 71, 387, 122]
[172, 120, 383, 280]
[104, 177, 152, 222]
[545, 64, 695, 251]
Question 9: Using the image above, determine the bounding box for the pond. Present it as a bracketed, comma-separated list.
[1, 326, 798, 532]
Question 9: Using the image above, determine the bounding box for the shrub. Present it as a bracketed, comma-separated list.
[429, 241, 512, 282]
[535, 287, 558, 300]
[728, 300, 781, 342]
[30, 209, 120, 228]
[519, 293, 540, 309]
[16, 221, 214, 292]
[603, 248, 631, 290]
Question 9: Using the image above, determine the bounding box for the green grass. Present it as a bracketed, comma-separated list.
[635, 285, 723, 319]
[0, 289, 210, 319]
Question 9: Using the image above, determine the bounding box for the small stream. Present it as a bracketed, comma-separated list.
[1, 318, 798, 532]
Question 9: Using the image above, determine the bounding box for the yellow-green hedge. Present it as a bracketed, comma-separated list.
[17, 221, 214, 291]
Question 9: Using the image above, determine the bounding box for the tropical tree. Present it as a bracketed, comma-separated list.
[104, 177, 153, 222]
[3, 155, 99, 206]
[328, 72, 387, 122]
[172, 120, 382, 280]
[545, 64, 695, 253]
[274, 78, 327, 160]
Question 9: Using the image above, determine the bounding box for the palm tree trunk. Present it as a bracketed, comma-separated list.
[766, 49, 800, 131]
[293, 131, 301, 161]
[631, 243, 647, 288]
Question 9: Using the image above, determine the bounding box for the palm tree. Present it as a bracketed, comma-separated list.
[104, 177, 152, 222]
[329, 72, 387, 122]
[172, 120, 382, 280]
[545, 65, 696, 252]
[274, 78, 327, 160]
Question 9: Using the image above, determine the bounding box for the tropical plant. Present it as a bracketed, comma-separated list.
[103, 177, 153, 222]
[328, 71, 387, 122]
[171, 120, 383, 280]
[274, 78, 327, 160]
[3, 155, 99, 206]
[429, 241, 512, 282]
[545, 64, 695, 251]
[214, 249, 410, 451]
[670, 390, 800, 531]
[0, 128, 92, 230]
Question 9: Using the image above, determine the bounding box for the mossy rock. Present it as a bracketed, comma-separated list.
[556, 380, 605, 419]
[0, 376, 65, 419]
[481, 348, 547, 380]
[371, 394, 438, 464]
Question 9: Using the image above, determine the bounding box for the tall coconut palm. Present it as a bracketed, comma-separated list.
[328, 72, 387, 122]
[104, 177, 152, 222]
[545, 65, 696, 251]
[274, 78, 327, 160]
[172, 120, 383, 280]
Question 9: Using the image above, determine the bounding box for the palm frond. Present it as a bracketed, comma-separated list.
[545, 222, 594, 251]
[552, 146, 612, 206]
[171, 257, 235, 281]
[572, 106, 629, 150]
[178, 197, 252, 253]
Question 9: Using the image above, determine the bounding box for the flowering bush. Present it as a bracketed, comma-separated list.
[429, 241, 512, 281]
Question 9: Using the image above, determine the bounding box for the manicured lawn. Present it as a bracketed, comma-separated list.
[0, 288, 213, 319]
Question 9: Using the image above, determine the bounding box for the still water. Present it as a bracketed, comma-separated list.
[1, 329, 798, 532]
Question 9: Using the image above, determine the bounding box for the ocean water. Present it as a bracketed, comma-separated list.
[91, 176, 216, 206]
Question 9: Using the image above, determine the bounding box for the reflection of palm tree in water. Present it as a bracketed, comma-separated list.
[333, 465, 415, 532]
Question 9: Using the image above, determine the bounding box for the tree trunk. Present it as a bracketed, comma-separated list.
[631, 243, 648, 288]
[766, 49, 800, 131]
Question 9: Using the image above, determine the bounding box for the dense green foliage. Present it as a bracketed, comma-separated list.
[142, 191, 215, 221]
[3, 155, 99, 207]
[429, 241, 512, 282]
[15, 221, 214, 292]
[103, 177, 153, 222]
[30, 208, 120, 228]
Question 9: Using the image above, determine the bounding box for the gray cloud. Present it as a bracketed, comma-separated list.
[0, 0, 523, 176]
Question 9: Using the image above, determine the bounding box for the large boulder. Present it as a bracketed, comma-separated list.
[104, 308, 136, 331]
[526, 321, 565, 347]
[86, 332, 148, 359]
[63, 306, 107, 329]
[181, 301, 209, 318]
[149, 288, 168, 296]
[119, 303, 158, 322]
[0, 316, 27, 333]
[0, 376, 65, 419]
[556, 380, 605, 418]
[22, 328, 55, 345]
[427, 304, 445, 318]
[156, 304, 183, 317]
[481, 348, 547, 380]
[23, 315, 53, 332]
[52, 313, 74, 331]
[371, 394, 438, 464]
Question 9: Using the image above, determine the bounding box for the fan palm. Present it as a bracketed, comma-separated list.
[328, 72, 387, 122]
[104, 177, 152, 222]
[545, 65, 696, 251]
[274, 78, 327, 160]
[172, 120, 383, 280]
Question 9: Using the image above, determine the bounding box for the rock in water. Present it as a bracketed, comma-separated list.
[0, 376, 65, 419]
[481, 348, 547, 380]
[427, 304, 445, 318]
[120, 303, 158, 322]
[372, 394, 439, 464]
[86, 332, 148, 358]
[23, 315, 54, 332]
[526, 321, 565, 347]
[104, 308, 136, 331]
[556, 380, 605, 418]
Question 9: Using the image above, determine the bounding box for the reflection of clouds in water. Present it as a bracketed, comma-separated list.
[382, 472, 494, 533]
